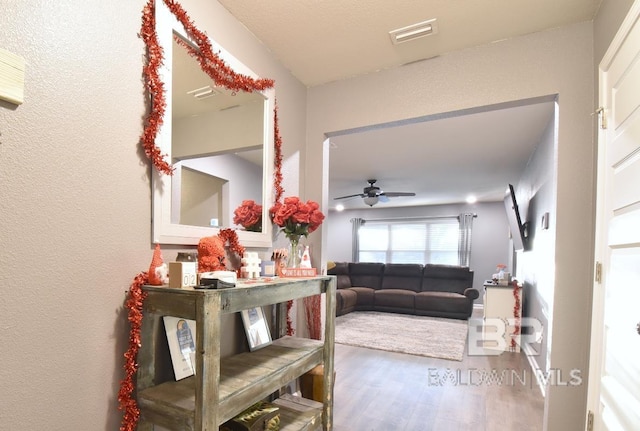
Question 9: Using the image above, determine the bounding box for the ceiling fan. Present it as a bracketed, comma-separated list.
[334, 179, 416, 207]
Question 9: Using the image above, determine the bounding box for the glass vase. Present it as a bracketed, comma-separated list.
[287, 236, 302, 268]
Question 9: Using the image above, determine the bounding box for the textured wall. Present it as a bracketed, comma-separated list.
[0, 2, 149, 429]
[0, 0, 305, 429]
[307, 21, 594, 430]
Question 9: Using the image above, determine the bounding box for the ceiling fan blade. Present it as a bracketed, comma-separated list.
[381, 192, 416, 197]
[334, 193, 365, 200]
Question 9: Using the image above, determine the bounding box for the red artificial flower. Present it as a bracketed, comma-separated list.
[270, 196, 325, 240]
[233, 200, 262, 232]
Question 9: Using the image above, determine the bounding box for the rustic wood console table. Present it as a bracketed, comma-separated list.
[136, 276, 336, 430]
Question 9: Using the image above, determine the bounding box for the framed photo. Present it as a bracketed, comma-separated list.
[163, 316, 197, 380]
[241, 307, 272, 351]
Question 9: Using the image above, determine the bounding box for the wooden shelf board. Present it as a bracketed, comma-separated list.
[137, 337, 324, 427]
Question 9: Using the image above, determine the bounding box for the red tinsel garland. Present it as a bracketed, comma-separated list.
[118, 271, 149, 431]
[125, 4, 282, 427]
[286, 299, 295, 336]
[218, 228, 245, 259]
[140, 0, 275, 176]
[175, 37, 274, 93]
[140, 0, 172, 175]
[271, 101, 293, 335]
[273, 102, 284, 204]
[304, 295, 322, 340]
[511, 280, 521, 350]
[218, 228, 246, 278]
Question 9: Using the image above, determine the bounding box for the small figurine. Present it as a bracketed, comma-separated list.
[148, 243, 169, 285]
[300, 245, 312, 269]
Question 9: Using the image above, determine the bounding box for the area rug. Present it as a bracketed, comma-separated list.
[334, 311, 468, 361]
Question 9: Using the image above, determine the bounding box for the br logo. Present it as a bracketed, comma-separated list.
[467, 317, 543, 356]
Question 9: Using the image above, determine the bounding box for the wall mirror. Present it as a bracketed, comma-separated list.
[151, 0, 274, 247]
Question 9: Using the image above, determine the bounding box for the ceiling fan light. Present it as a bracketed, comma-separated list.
[363, 196, 379, 206]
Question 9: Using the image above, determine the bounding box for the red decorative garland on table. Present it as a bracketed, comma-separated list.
[218, 228, 245, 259]
[118, 272, 149, 431]
[511, 280, 521, 350]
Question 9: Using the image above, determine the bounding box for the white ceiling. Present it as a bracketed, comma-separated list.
[328, 99, 556, 207]
[217, 0, 600, 209]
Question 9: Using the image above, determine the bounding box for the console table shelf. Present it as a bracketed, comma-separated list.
[136, 276, 336, 431]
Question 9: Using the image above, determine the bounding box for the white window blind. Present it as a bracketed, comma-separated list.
[358, 218, 460, 265]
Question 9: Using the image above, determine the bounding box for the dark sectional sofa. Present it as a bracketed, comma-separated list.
[328, 262, 478, 320]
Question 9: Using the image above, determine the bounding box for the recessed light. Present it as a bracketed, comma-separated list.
[389, 19, 438, 45]
[336, 204, 345, 212]
[466, 195, 477, 204]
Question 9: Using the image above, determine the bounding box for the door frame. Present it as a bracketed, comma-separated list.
[587, 1, 640, 428]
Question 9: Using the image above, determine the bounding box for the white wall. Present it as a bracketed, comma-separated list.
[0, 0, 306, 429]
[514, 108, 557, 379]
[178, 153, 262, 226]
[325, 201, 510, 301]
[306, 21, 594, 430]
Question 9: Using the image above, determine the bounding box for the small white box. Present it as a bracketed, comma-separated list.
[169, 262, 197, 288]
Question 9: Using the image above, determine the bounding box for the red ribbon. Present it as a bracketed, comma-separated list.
[511, 280, 521, 350]
[117, 272, 149, 431]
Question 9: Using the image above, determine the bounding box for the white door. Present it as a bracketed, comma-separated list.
[588, 2, 640, 430]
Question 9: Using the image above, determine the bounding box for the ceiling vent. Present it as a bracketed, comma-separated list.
[389, 19, 438, 45]
[187, 85, 220, 100]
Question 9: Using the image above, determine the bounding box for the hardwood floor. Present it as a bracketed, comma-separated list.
[332, 316, 544, 431]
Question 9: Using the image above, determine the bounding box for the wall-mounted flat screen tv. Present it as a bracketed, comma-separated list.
[503, 184, 528, 251]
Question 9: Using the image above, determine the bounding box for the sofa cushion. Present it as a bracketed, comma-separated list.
[350, 287, 375, 309]
[374, 289, 416, 312]
[349, 263, 385, 289]
[336, 289, 358, 316]
[421, 264, 474, 295]
[381, 263, 424, 292]
[415, 291, 471, 316]
[328, 262, 352, 290]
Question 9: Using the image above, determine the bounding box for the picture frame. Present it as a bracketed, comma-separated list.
[240, 306, 272, 351]
[163, 316, 197, 380]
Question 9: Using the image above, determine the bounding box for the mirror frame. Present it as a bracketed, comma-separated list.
[150, 0, 275, 247]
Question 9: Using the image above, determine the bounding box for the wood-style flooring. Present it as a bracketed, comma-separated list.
[332, 315, 544, 431]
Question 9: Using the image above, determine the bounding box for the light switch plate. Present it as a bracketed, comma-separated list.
[0, 47, 25, 105]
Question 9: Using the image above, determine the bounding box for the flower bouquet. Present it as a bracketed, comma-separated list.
[270, 196, 325, 267]
[233, 199, 263, 232]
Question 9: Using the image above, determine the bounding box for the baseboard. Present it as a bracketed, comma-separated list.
[522, 343, 546, 398]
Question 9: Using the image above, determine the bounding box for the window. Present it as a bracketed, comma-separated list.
[357, 218, 460, 265]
